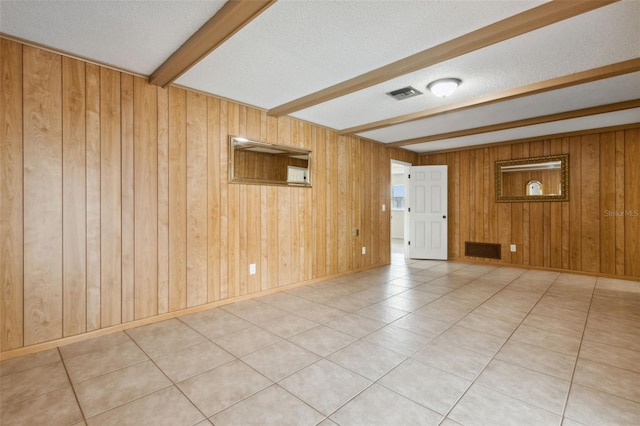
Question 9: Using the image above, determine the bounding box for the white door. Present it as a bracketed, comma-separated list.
[408, 165, 448, 260]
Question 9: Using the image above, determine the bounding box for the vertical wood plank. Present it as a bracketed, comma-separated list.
[62, 56, 87, 336]
[580, 134, 600, 272]
[568, 137, 582, 272]
[186, 91, 208, 306]
[549, 139, 563, 268]
[218, 100, 229, 299]
[227, 102, 240, 295]
[85, 63, 101, 331]
[624, 128, 640, 277]
[168, 87, 187, 311]
[157, 87, 169, 314]
[207, 97, 221, 301]
[99, 67, 121, 327]
[0, 39, 24, 350]
[134, 77, 158, 318]
[614, 132, 625, 276]
[23, 46, 63, 344]
[599, 132, 616, 274]
[120, 73, 134, 323]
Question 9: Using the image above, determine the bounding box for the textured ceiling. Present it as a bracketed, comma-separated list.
[1, 0, 638, 153]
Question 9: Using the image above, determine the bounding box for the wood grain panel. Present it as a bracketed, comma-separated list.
[134, 77, 158, 318]
[85, 63, 101, 332]
[4, 37, 638, 358]
[62, 56, 87, 336]
[23, 46, 63, 345]
[120, 73, 134, 323]
[100, 67, 122, 327]
[207, 97, 222, 301]
[186, 91, 208, 306]
[168, 87, 187, 311]
[421, 127, 639, 278]
[624, 129, 640, 277]
[0, 39, 24, 350]
[580, 135, 600, 272]
[599, 132, 616, 274]
[157, 87, 169, 314]
[614, 132, 625, 276]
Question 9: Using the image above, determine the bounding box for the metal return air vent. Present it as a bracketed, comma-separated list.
[386, 86, 423, 100]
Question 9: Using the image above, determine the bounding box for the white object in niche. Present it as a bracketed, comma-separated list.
[526, 180, 543, 196]
[287, 166, 308, 183]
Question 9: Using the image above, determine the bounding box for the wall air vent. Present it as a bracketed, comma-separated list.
[386, 86, 423, 101]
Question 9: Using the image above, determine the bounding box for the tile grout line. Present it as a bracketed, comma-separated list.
[435, 270, 566, 425]
[557, 276, 598, 425]
[56, 346, 89, 425]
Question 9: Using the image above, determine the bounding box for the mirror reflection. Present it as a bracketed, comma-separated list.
[229, 136, 311, 187]
[496, 154, 569, 202]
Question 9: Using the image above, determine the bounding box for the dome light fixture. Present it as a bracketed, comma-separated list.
[427, 78, 461, 98]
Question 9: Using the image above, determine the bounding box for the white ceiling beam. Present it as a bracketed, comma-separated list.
[150, 0, 276, 88]
[267, 0, 619, 117]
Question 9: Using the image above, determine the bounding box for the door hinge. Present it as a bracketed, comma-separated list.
[408, 207, 411, 212]
[408, 174, 410, 179]
[408, 241, 411, 246]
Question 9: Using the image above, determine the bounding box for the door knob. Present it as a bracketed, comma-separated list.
[443, 215, 447, 219]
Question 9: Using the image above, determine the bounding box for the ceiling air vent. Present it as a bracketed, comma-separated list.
[386, 86, 423, 101]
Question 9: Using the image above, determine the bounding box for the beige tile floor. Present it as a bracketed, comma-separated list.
[2, 255, 640, 425]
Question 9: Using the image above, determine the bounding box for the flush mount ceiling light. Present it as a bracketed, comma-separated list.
[427, 78, 461, 98]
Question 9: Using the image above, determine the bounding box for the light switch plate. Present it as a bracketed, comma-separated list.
[510, 244, 517, 252]
[249, 264, 256, 275]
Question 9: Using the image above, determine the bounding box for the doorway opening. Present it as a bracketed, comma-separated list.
[390, 160, 411, 256]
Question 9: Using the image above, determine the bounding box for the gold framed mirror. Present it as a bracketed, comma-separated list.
[496, 154, 569, 202]
[229, 136, 311, 187]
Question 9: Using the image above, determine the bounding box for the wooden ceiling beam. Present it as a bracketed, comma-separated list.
[150, 0, 276, 88]
[341, 59, 640, 135]
[387, 99, 640, 148]
[267, 0, 619, 117]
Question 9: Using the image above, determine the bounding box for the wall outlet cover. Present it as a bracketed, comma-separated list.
[510, 244, 517, 252]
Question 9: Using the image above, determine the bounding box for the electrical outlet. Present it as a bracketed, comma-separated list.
[249, 263, 256, 275]
[362, 247, 366, 255]
[510, 244, 517, 253]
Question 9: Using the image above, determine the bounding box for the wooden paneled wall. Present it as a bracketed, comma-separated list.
[421, 130, 640, 278]
[0, 39, 418, 354]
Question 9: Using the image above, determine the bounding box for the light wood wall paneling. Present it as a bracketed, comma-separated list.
[614, 132, 625, 276]
[0, 39, 24, 350]
[121, 73, 135, 324]
[85, 63, 101, 332]
[168, 87, 187, 311]
[496, 146, 512, 262]
[265, 114, 279, 289]
[420, 127, 639, 278]
[599, 132, 616, 275]
[327, 131, 339, 276]
[186, 91, 208, 306]
[227, 102, 240, 296]
[580, 134, 600, 272]
[549, 139, 563, 269]
[624, 129, 640, 277]
[312, 127, 325, 278]
[157, 87, 170, 314]
[23, 46, 63, 345]
[568, 137, 582, 271]
[218, 100, 230, 300]
[62, 56, 87, 337]
[134, 77, 159, 318]
[207, 97, 222, 302]
[245, 107, 262, 294]
[99, 67, 122, 327]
